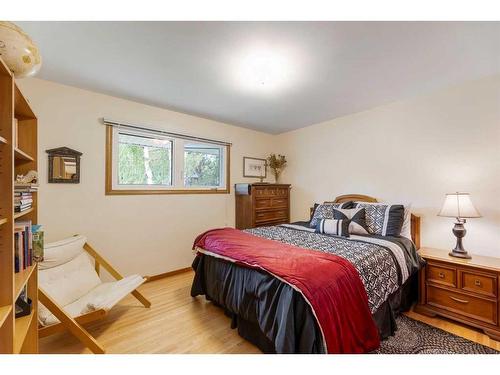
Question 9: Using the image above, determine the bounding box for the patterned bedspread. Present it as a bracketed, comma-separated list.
[245, 224, 420, 312]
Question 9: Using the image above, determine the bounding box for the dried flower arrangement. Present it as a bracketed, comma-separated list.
[267, 154, 287, 183]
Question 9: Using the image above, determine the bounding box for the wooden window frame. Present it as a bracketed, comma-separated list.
[105, 125, 230, 195]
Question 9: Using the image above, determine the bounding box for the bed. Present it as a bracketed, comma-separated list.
[191, 194, 424, 353]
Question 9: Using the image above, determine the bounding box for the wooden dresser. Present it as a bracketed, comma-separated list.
[235, 183, 291, 229]
[416, 247, 500, 341]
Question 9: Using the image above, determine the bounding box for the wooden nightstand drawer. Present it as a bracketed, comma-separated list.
[427, 285, 497, 325]
[416, 247, 500, 341]
[427, 263, 457, 288]
[461, 270, 497, 298]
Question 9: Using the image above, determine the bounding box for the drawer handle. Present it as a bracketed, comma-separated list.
[474, 279, 482, 287]
[438, 272, 445, 279]
[449, 296, 469, 304]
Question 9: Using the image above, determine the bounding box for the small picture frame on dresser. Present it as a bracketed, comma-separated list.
[243, 157, 267, 179]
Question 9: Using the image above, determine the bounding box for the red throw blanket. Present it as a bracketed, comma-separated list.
[193, 227, 380, 354]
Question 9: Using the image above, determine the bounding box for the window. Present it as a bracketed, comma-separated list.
[184, 143, 223, 188]
[106, 125, 229, 194]
[118, 132, 172, 187]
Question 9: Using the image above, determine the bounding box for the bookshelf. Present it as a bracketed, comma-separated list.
[0, 57, 38, 354]
[15, 148, 35, 162]
[13, 208, 35, 220]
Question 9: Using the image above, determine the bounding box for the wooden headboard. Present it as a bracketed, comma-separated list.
[311, 194, 421, 249]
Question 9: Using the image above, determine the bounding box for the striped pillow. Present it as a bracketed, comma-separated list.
[354, 202, 405, 236]
[309, 201, 354, 228]
[332, 208, 370, 235]
[315, 219, 350, 237]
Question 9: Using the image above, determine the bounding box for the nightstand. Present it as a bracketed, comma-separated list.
[415, 247, 500, 341]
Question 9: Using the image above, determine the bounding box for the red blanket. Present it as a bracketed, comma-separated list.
[193, 227, 380, 354]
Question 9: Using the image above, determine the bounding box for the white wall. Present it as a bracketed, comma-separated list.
[17, 78, 276, 276]
[276, 76, 500, 257]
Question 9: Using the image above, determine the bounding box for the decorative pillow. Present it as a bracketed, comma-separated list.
[333, 208, 370, 235]
[354, 202, 405, 236]
[315, 219, 350, 237]
[309, 201, 354, 228]
[400, 204, 412, 239]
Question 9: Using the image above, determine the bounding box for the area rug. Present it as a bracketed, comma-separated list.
[374, 315, 499, 354]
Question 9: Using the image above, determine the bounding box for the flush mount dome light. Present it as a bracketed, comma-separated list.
[231, 46, 298, 95]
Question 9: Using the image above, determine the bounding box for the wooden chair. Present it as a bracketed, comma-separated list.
[38, 235, 151, 354]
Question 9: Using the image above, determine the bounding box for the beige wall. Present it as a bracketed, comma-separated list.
[17, 78, 276, 276]
[276, 76, 500, 257]
[17, 75, 500, 277]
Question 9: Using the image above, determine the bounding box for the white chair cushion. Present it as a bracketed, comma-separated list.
[40, 275, 146, 326]
[40, 235, 87, 270]
[38, 234, 146, 327]
[39, 251, 102, 325]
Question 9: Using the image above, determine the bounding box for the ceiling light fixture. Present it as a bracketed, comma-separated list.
[230, 44, 298, 95]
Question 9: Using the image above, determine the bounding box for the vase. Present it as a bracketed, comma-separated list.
[273, 169, 281, 183]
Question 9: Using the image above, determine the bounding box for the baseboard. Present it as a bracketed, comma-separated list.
[145, 267, 192, 282]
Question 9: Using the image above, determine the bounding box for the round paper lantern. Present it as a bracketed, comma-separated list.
[0, 22, 41, 78]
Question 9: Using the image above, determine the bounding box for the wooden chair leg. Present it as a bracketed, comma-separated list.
[39, 289, 105, 354]
[39, 309, 107, 338]
[84, 243, 152, 308]
[131, 290, 151, 308]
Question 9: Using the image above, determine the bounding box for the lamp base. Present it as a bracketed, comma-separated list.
[449, 250, 471, 259]
[449, 220, 472, 259]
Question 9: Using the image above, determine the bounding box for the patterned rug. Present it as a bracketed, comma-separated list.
[375, 315, 499, 354]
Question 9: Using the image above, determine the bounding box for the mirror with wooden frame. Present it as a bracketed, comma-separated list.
[46, 147, 82, 183]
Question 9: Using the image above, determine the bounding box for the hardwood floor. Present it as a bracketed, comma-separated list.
[39, 270, 500, 354]
[39, 270, 260, 354]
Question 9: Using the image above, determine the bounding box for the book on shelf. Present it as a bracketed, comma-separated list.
[14, 220, 33, 273]
[14, 203, 31, 213]
[15, 285, 32, 318]
[13, 184, 36, 212]
[14, 195, 33, 206]
[14, 182, 38, 192]
[14, 191, 33, 195]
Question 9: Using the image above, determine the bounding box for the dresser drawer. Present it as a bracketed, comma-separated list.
[427, 285, 497, 325]
[427, 263, 457, 288]
[254, 187, 289, 197]
[461, 270, 497, 298]
[270, 197, 288, 208]
[255, 219, 288, 228]
[255, 198, 272, 210]
[255, 197, 288, 211]
[255, 209, 288, 224]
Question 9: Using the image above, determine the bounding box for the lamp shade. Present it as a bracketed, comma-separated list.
[438, 192, 481, 218]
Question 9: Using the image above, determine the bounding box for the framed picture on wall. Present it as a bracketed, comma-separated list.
[243, 157, 267, 179]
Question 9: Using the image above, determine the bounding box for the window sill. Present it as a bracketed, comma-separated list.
[105, 188, 230, 195]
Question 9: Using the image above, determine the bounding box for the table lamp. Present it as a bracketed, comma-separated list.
[438, 192, 481, 259]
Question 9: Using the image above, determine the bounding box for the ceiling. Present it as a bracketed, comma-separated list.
[18, 21, 500, 134]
